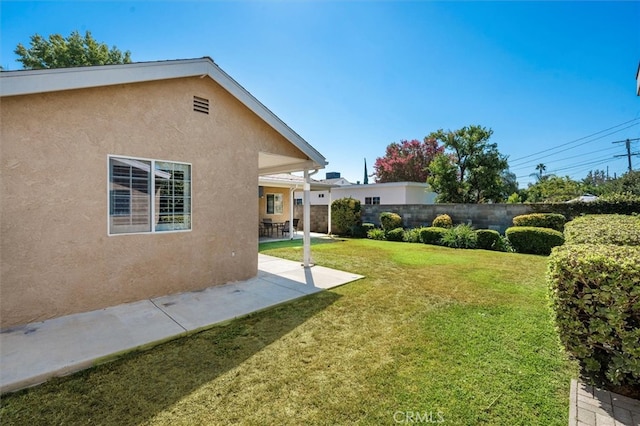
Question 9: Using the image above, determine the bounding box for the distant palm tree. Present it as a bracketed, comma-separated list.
[529, 163, 548, 183]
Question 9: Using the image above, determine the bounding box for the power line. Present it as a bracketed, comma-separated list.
[509, 122, 640, 168]
[509, 117, 640, 164]
[509, 145, 620, 173]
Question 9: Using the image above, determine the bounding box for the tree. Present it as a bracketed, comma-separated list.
[581, 169, 609, 195]
[427, 125, 509, 203]
[524, 176, 583, 202]
[14, 30, 132, 69]
[428, 154, 466, 203]
[530, 163, 548, 182]
[373, 138, 444, 183]
[607, 170, 640, 196]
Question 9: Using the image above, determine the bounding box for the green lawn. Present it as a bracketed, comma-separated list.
[0, 239, 577, 425]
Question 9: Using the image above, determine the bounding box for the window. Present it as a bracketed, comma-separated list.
[109, 156, 191, 234]
[295, 198, 303, 205]
[266, 193, 283, 215]
[365, 196, 381, 205]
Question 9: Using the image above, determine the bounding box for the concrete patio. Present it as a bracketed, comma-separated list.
[0, 254, 363, 394]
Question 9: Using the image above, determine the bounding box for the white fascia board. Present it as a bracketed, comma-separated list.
[0, 58, 328, 168]
[0, 59, 211, 97]
[259, 160, 321, 176]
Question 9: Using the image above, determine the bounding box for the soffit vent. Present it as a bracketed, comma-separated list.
[193, 96, 209, 114]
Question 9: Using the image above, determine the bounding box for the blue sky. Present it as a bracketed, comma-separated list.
[2, 1, 639, 187]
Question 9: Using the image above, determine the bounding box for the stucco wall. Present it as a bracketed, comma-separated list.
[258, 186, 293, 225]
[1, 76, 307, 327]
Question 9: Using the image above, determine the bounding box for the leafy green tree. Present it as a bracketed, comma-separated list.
[607, 170, 640, 196]
[427, 125, 509, 203]
[428, 154, 465, 203]
[14, 30, 131, 69]
[525, 176, 583, 202]
[581, 169, 610, 195]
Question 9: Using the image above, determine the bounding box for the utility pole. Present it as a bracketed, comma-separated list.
[613, 138, 640, 172]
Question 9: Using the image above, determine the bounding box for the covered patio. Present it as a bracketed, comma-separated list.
[258, 173, 334, 259]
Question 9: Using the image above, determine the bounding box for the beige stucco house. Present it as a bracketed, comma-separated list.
[0, 57, 327, 328]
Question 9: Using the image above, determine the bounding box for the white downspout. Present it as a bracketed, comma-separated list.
[303, 169, 319, 267]
[328, 187, 332, 235]
[289, 186, 295, 239]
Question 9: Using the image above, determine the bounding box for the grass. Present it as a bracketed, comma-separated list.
[0, 239, 578, 425]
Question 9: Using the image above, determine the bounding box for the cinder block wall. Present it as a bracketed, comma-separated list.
[362, 204, 533, 233]
[295, 203, 568, 235]
[293, 205, 332, 233]
[361, 204, 534, 233]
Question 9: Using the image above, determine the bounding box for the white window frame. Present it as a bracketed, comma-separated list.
[107, 155, 192, 236]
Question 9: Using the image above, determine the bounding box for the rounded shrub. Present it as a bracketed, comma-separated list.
[432, 214, 453, 229]
[367, 228, 386, 240]
[386, 227, 405, 242]
[331, 197, 361, 236]
[440, 224, 477, 249]
[476, 229, 501, 250]
[512, 213, 566, 232]
[505, 226, 564, 255]
[548, 244, 640, 393]
[419, 227, 447, 245]
[380, 212, 403, 232]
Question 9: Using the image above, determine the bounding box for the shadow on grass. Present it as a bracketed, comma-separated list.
[0, 291, 342, 425]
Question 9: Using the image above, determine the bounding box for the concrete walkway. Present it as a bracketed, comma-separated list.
[0, 254, 363, 394]
[570, 379, 640, 426]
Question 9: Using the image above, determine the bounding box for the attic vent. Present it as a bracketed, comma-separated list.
[193, 96, 209, 114]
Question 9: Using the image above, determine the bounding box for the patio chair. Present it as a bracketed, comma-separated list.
[282, 220, 291, 236]
[262, 218, 274, 236]
[293, 218, 299, 235]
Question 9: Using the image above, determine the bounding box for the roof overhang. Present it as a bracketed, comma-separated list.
[259, 173, 336, 190]
[1, 57, 328, 172]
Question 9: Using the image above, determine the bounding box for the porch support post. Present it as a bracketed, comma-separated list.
[303, 169, 311, 267]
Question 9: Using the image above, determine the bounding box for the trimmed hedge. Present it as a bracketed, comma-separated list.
[529, 199, 640, 219]
[512, 213, 566, 232]
[564, 214, 640, 246]
[419, 227, 447, 245]
[432, 214, 453, 229]
[380, 212, 403, 232]
[476, 229, 501, 250]
[386, 227, 405, 242]
[505, 226, 564, 255]
[548, 244, 640, 390]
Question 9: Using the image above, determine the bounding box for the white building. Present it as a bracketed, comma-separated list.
[295, 178, 437, 206]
